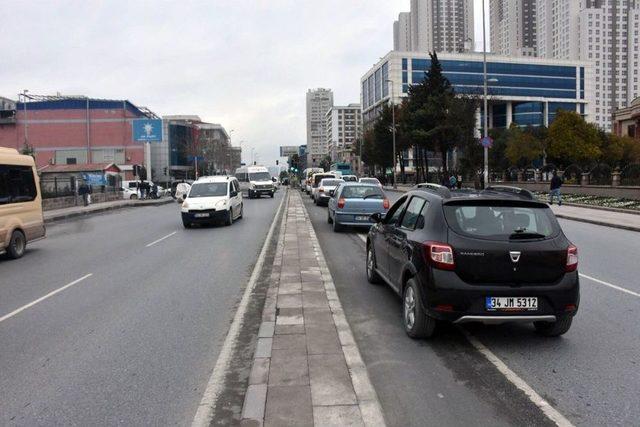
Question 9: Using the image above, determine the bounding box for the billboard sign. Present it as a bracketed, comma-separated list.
[279, 145, 299, 157]
[81, 173, 107, 186]
[132, 119, 163, 142]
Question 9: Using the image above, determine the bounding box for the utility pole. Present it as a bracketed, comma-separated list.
[22, 90, 29, 151]
[482, 0, 489, 188]
[385, 79, 397, 189]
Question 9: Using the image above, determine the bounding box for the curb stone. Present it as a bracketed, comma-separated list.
[44, 198, 174, 223]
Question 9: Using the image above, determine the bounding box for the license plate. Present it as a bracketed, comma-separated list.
[355, 216, 369, 221]
[485, 297, 537, 311]
[194, 213, 209, 218]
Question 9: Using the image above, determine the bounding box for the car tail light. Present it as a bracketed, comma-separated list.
[564, 304, 577, 312]
[423, 241, 455, 271]
[566, 244, 578, 272]
[383, 198, 390, 209]
[337, 198, 346, 208]
[319, 187, 324, 193]
[435, 304, 453, 312]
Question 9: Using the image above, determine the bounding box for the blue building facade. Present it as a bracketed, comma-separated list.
[361, 51, 593, 130]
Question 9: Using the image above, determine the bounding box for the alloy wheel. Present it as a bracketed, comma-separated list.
[404, 286, 416, 330]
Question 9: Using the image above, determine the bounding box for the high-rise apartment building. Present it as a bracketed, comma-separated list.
[537, 0, 640, 131]
[393, 12, 412, 51]
[490, 0, 537, 56]
[305, 88, 333, 164]
[393, 0, 474, 53]
[325, 104, 362, 163]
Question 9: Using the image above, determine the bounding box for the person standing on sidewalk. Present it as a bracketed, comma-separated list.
[549, 171, 563, 206]
[79, 183, 89, 206]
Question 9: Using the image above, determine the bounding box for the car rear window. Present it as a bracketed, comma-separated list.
[321, 179, 342, 186]
[443, 202, 559, 241]
[360, 178, 379, 185]
[314, 175, 335, 186]
[341, 185, 384, 199]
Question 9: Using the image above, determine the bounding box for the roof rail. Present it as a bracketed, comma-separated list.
[484, 185, 535, 200]
[412, 182, 451, 198]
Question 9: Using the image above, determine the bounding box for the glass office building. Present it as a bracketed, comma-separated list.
[361, 51, 593, 130]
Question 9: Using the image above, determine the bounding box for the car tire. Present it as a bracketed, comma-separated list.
[366, 244, 382, 285]
[534, 316, 573, 337]
[131, 194, 138, 200]
[403, 278, 437, 339]
[225, 208, 233, 226]
[7, 230, 26, 259]
[182, 219, 192, 228]
[332, 217, 342, 232]
[270, 192, 274, 198]
[327, 209, 333, 224]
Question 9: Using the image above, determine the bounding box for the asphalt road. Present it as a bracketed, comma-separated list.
[0, 191, 284, 426]
[303, 189, 640, 427]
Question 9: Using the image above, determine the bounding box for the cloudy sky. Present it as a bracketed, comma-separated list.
[0, 0, 488, 165]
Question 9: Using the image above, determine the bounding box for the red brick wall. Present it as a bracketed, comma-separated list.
[0, 107, 146, 168]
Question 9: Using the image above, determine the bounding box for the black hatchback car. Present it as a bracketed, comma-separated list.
[366, 184, 579, 338]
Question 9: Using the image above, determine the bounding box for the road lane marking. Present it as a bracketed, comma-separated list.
[358, 234, 366, 243]
[461, 330, 574, 427]
[579, 273, 640, 298]
[0, 274, 93, 324]
[192, 190, 287, 427]
[145, 231, 177, 247]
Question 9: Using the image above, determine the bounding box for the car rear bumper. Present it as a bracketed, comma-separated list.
[335, 212, 377, 226]
[417, 270, 580, 322]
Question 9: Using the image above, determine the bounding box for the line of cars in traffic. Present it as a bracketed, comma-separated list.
[305, 175, 580, 339]
[177, 165, 278, 228]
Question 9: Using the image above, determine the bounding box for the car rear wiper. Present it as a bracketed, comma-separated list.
[509, 232, 546, 240]
[363, 194, 382, 199]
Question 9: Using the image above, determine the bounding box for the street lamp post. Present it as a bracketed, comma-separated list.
[22, 89, 29, 151]
[482, 0, 489, 188]
[385, 79, 397, 189]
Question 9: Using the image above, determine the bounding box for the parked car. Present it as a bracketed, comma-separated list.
[0, 147, 46, 259]
[327, 183, 390, 232]
[365, 184, 579, 338]
[341, 175, 358, 182]
[121, 187, 139, 199]
[310, 173, 337, 201]
[359, 177, 382, 188]
[180, 176, 243, 228]
[313, 178, 344, 206]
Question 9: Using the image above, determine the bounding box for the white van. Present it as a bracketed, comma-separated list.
[0, 147, 46, 259]
[303, 168, 324, 194]
[180, 176, 242, 228]
[234, 165, 275, 198]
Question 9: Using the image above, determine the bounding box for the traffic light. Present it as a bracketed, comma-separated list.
[276, 160, 279, 165]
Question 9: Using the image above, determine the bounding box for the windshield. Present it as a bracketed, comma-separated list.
[443, 203, 558, 241]
[342, 185, 384, 199]
[249, 172, 271, 181]
[188, 182, 228, 198]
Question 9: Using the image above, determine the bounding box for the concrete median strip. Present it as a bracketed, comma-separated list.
[240, 190, 386, 426]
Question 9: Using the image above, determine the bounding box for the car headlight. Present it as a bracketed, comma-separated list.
[250, 183, 256, 189]
[216, 200, 227, 209]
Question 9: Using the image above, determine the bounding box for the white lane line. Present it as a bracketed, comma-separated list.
[579, 273, 640, 298]
[0, 274, 93, 324]
[461, 330, 574, 427]
[191, 190, 287, 427]
[357, 234, 366, 243]
[145, 231, 177, 247]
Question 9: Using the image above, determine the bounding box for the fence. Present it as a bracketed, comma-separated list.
[40, 176, 121, 199]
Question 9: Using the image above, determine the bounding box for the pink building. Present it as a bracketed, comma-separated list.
[0, 96, 155, 178]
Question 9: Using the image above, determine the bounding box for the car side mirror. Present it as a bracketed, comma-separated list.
[230, 190, 238, 197]
[272, 177, 276, 182]
[370, 212, 384, 223]
[329, 190, 335, 196]
[182, 195, 187, 201]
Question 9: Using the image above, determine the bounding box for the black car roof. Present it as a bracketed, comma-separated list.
[409, 184, 546, 205]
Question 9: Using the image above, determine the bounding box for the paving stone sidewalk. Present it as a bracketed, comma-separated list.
[43, 197, 174, 223]
[241, 191, 386, 427]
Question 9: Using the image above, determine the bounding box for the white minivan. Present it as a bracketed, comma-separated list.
[180, 176, 243, 228]
[234, 165, 275, 198]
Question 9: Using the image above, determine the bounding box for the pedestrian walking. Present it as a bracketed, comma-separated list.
[549, 171, 563, 206]
[79, 183, 90, 206]
[139, 180, 146, 199]
[457, 175, 463, 189]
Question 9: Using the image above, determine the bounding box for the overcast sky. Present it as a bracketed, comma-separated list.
[0, 0, 489, 166]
